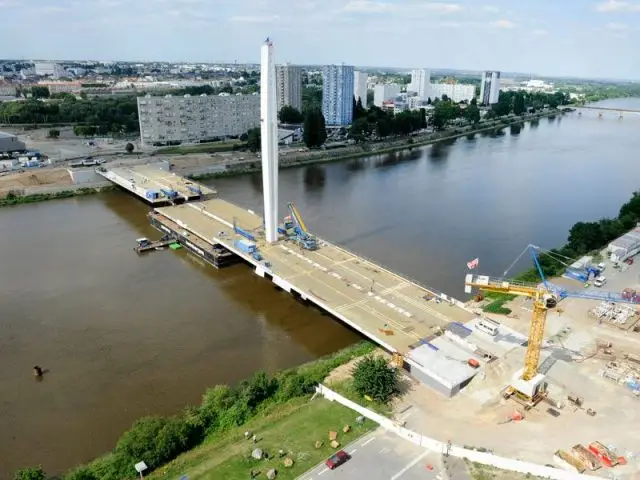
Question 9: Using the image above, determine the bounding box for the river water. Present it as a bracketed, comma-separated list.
[1, 98, 639, 477]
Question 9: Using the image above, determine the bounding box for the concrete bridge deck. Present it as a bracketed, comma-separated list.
[154, 198, 475, 356]
[97, 163, 215, 204]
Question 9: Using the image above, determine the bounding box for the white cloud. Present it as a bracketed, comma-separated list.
[605, 22, 628, 29]
[343, 1, 395, 13]
[595, 0, 640, 12]
[229, 14, 280, 23]
[491, 19, 516, 28]
[422, 2, 463, 13]
[482, 5, 500, 13]
[532, 29, 548, 36]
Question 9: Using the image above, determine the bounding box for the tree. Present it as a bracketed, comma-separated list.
[513, 93, 526, 115]
[13, 467, 45, 480]
[30, 86, 50, 99]
[246, 127, 261, 152]
[348, 117, 371, 143]
[48, 129, 60, 139]
[278, 105, 303, 124]
[302, 109, 326, 148]
[352, 355, 399, 403]
[464, 104, 481, 124]
[354, 96, 366, 119]
[441, 94, 449, 102]
[470, 97, 477, 106]
[492, 94, 512, 117]
[125, 142, 134, 153]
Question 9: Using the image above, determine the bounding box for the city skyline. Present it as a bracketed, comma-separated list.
[1, 0, 640, 80]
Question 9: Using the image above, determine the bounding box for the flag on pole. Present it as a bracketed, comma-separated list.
[467, 258, 479, 270]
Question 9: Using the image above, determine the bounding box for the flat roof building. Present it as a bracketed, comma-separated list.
[373, 83, 400, 107]
[275, 64, 302, 112]
[137, 93, 260, 146]
[354, 71, 368, 107]
[408, 69, 430, 99]
[0, 132, 26, 154]
[429, 83, 476, 103]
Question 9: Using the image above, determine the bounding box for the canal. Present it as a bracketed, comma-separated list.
[1, 98, 639, 477]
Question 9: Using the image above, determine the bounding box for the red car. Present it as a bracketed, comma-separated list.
[325, 450, 350, 470]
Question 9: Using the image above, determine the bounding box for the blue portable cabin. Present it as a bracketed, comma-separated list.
[145, 190, 160, 200]
[187, 185, 202, 195]
[160, 188, 178, 199]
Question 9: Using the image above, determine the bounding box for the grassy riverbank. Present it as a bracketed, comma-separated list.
[189, 109, 562, 181]
[0, 185, 114, 208]
[20, 341, 375, 480]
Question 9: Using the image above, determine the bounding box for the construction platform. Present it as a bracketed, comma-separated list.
[97, 163, 215, 204]
[150, 198, 499, 394]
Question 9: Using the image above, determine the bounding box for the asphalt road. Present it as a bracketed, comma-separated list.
[298, 427, 448, 480]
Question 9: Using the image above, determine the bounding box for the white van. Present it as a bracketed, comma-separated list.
[594, 276, 607, 288]
[476, 318, 500, 336]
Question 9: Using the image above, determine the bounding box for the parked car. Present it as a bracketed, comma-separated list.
[594, 276, 607, 288]
[325, 450, 350, 470]
[597, 262, 606, 272]
[625, 258, 634, 265]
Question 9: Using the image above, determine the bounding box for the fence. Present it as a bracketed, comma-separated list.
[315, 384, 604, 480]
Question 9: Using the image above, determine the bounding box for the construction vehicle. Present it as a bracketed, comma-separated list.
[464, 244, 640, 409]
[283, 202, 318, 250]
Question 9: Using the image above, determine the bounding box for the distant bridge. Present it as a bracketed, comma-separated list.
[572, 105, 640, 115]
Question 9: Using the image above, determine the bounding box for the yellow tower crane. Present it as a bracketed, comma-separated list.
[464, 245, 559, 408]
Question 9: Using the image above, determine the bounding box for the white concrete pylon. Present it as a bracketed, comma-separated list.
[260, 38, 279, 243]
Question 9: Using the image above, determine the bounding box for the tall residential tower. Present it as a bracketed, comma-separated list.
[275, 64, 302, 112]
[408, 69, 430, 99]
[353, 71, 368, 107]
[322, 64, 354, 126]
[480, 71, 501, 105]
[260, 39, 279, 243]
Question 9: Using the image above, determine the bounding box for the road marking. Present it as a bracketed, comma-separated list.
[379, 447, 390, 454]
[318, 467, 329, 476]
[349, 448, 358, 454]
[390, 451, 430, 480]
[361, 436, 376, 447]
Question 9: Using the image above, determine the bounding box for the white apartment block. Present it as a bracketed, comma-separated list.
[480, 71, 501, 105]
[373, 83, 400, 107]
[275, 64, 302, 112]
[34, 62, 65, 78]
[353, 71, 368, 107]
[137, 93, 260, 146]
[429, 83, 476, 103]
[0, 85, 17, 96]
[408, 69, 430, 99]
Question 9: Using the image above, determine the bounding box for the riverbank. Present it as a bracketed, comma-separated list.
[188, 108, 563, 181]
[0, 183, 114, 207]
[20, 341, 375, 479]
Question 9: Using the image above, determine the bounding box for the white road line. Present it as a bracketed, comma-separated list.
[349, 448, 358, 454]
[390, 451, 430, 480]
[361, 436, 376, 447]
[379, 447, 390, 454]
[318, 467, 329, 476]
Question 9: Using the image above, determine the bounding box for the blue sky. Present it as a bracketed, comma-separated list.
[1, 0, 639, 79]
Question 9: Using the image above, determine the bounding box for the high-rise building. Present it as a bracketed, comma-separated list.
[408, 69, 430, 99]
[373, 84, 400, 107]
[34, 62, 65, 78]
[428, 83, 476, 103]
[353, 71, 368, 107]
[480, 71, 501, 105]
[322, 65, 355, 126]
[275, 64, 302, 113]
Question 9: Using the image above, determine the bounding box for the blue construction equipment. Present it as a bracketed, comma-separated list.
[160, 188, 178, 199]
[234, 238, 257, 254]
[233, 218, 256, 242]
[286, 202, 318, 250]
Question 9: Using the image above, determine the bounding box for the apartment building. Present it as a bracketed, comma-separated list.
[137, 93, 260, 146]
[322, 64, 355, 126]
[275, 64, 302, 112]
[353, 71, 368, 107]
[34, 62, 65, 78]
[480, 71, 501, 105]
[373, 83, 400, 107]
[408, 69, 430, 99]
[429, 83, 476, 103]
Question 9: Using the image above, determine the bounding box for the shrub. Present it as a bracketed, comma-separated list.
[13, 467, 45, 480]
[63, 466, 97, 480]
[352, 355, 399, 403]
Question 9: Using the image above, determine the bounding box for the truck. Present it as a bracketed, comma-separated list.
[235, 238, 257, 255]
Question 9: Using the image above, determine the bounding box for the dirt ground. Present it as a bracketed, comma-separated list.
[0, 168, 72, 196]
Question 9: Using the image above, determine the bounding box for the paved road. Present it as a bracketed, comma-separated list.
[298, 427, 447, 480]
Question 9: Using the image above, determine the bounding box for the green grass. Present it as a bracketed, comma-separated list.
[148, 397, 375, 480]
[328, 379, 393, 416]
[482, 292, 516, 315]
[156, 140, 245, 155]
[0, 186, 112, 207]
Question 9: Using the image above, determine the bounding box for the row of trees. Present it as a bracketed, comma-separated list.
[0, 95, 139, 134]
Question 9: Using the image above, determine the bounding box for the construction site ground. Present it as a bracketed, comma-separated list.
[0, 168, 73, 196]
[394, 256, 640, 477]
